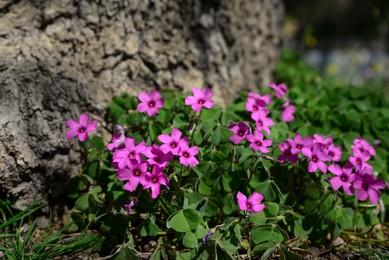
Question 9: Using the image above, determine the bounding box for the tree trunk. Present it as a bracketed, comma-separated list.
[0, 0, 284, 209]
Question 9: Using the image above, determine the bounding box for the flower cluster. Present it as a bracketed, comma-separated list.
[66, 86, 387, 214]
[278, 133, 341, 173]
[105, 89, 216, 200]
[277, 134, 387, 204]
[327, 137, 385, 204]
[110, 126, 199, 199]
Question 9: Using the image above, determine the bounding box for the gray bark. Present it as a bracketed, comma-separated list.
[0, 0, 284, 209]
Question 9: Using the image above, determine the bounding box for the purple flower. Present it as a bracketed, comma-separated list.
[278, 141, 299, 163]
[353, 173, 387, 204]
[281, 99, 296, 123]
[137, 89, 164, 116]
[269, 82, 287, 98]
[351, 137, 376, 157]
[228, 122, 251, 145]
[117, 160, 149, 192]
[349, 149, 372, 171]
[66, 114, 97, 142]
[158, 128, 189, 156]
[245, 93, 271, 113]
[288, 134, 313, 155]
[251, 110, 274, 136]
[302, 143, 330, 173]
[140, 165, 169, 199]
[246, 130, 272, 153]
[237, 191, 265, 213]
[179, 146, 199, 167]
[328, 163, 356, 195]
[185, 88, 215, 112]
[107, 125, 126, 151]
[313, 134, 333, 148]
[326, 144, 342, 162]
[141, 144, 174, 168]
[202, 230, 213, 245]
[112, 138, 147, 169]
[123, 199, 137, 213]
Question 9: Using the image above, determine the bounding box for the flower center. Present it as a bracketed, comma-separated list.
[340, 175, 347, 182]
[170, 143, 176, 148]
[284, 151, 290, 156]
[257, 121, 263, 126]
[312, 156, 317, 162]
[297, 145, 302, 149]
[198, 99, 204, 105]
[362, 183, 369, 191]
[253, 106, 258, 111]
[152, 177, 158, 183]
[356, 159, 361, 164]
[238, 131, 243, 137]
[149, 102, 155, 107]
[79, 127, 86, 133]
[256, 141, 262, 146]
[154, 158, 160, 162]
[183, 152, 189, 158]
[328, 151, 334, 157]
[246, 203, 251, 209]
[135, 170, 141, 176]
[129, 152, 134, 157]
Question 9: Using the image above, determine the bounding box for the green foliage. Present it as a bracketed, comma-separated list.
[0, 199, 98, 259]
[64, 50, 389, 258]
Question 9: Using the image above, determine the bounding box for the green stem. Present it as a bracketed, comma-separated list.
[189, 110, 203, 145]
[246, 212, 252, 260]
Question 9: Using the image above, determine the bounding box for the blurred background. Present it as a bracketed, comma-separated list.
[283, 0, 389, 85]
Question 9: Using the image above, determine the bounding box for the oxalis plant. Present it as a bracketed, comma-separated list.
[65, 80, 388, 258]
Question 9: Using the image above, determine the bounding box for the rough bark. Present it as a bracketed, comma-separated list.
[0, 0, 284, 208]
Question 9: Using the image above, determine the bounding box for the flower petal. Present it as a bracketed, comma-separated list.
[247, 192, 264, 205]
[236, 192, 247, 211]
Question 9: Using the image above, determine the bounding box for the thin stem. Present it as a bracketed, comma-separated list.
[189, 110, 203, 145]
[246, 212, 252, 260]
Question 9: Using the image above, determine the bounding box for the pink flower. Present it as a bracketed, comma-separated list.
[228, 122, 251, 145]
[269, 82, 287, 98]
[237, 191, 265, 213]
[140, 165, 169, 199]
[117, 160, 149, 192]
[141, 144, 174, 168]
[246, 130, 272, 153]
[185, 88, 215, 112]
[137, 89, 164, 116]
[351, 137, 376, 157]
[245, 93, 271, 113]
[107, 125, 126, 151]
[179, 146, 199, 167]
[66, 114, 97, 142]
[349, 149, 372, 171]
[288, 134, 313, 155]
[302, 143, 330, 173]
[328, 163, 356, 195]
[112, 138, 146, 169]
[326, 144, 342, 162]
[251, 110, 274, 136]
[278, 141, 299, 163]
[353, 172, 387, 204]
[281, 99, 296, 122]
[158, 128, 189, 156]
[313, 134, 333, 149]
